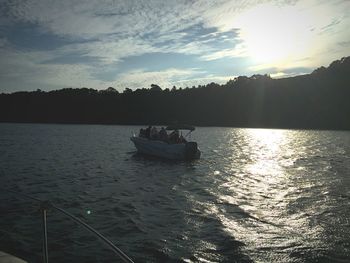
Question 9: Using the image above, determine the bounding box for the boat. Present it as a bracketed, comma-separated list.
[130, 125, 201, 160]
[0, 251, 27, 263]
[2, 189, 135, 263]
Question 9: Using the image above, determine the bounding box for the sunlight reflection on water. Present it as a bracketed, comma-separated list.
[201, 128, 350, 262]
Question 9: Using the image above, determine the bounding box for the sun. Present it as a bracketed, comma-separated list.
[235, 3, 314, 66]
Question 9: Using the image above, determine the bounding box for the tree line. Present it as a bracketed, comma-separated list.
[0, 56, 349, 130]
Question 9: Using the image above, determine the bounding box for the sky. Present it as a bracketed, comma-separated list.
[0, 0, 349, 93]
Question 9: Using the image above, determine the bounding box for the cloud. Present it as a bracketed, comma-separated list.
[4, 0, 198, 39]
[200, 43, 247, 61]
[58, 37, 157, 65]
[2, 0, 242, 55]
[0, 0, 247, 92]
[269, 72, 287, 79]
[114, 68, 201, 90]
[114, 68, 233, 91]
[1, 1, 243, 65]
[0, 47, 114, 92]
[248, 64, 313, 79]
[0, 37, 9, 48]
[5, 0, 122, 38]
[236, 0, 350, 67]
[0, 0, 349, 92]
[1, 1, 251, 59]
[173, 75, 233, 88]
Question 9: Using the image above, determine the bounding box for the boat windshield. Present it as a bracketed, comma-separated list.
[165, 124, 195, 131]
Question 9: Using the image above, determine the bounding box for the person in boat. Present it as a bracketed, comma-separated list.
[139, 128, 146, 137]
[169, 129, 180, 143]
[150, 126, 159, 140]
[159, 127, 168, 141]
[145, 125, 151, 138]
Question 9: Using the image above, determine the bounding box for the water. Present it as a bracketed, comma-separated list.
[0, 123, 349, 263]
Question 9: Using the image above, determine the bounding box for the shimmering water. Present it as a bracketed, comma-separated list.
[0, 123, 349, 263]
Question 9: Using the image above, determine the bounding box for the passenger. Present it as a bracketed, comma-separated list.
[145, 125, 151, 138]
[169, 129, 179, 143]
[159, 127, 168, 141]
[150, 126, 158, 139]
[139, 128, 146, 137]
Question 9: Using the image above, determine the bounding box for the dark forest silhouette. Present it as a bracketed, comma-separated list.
[0, 56, 349, 130]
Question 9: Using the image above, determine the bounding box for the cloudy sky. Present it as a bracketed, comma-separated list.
[0, 0, 349, 92]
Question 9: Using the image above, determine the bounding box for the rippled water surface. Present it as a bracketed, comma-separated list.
[0, 123, 349, 263]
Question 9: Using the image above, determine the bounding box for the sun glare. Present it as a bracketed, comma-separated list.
[235, 3, 315, 66]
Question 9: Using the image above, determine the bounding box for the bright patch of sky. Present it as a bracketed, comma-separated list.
[0, 0, 349, 92]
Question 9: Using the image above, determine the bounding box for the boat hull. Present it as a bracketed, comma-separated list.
[130, 136, 200, 160]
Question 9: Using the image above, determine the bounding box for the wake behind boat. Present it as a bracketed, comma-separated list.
[130, 125, 201, 160]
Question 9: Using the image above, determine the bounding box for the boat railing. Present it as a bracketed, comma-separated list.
[3, 189, 135, 263]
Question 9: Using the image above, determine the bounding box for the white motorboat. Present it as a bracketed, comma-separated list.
[130, 125, 201, 160]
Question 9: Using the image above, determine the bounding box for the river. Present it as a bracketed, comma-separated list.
[0, 123, 349, 262]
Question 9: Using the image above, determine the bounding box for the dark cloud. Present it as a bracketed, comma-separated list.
[0, 22, 71, 51]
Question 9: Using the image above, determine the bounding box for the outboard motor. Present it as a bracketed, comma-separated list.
[185, 142, 198, 160]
